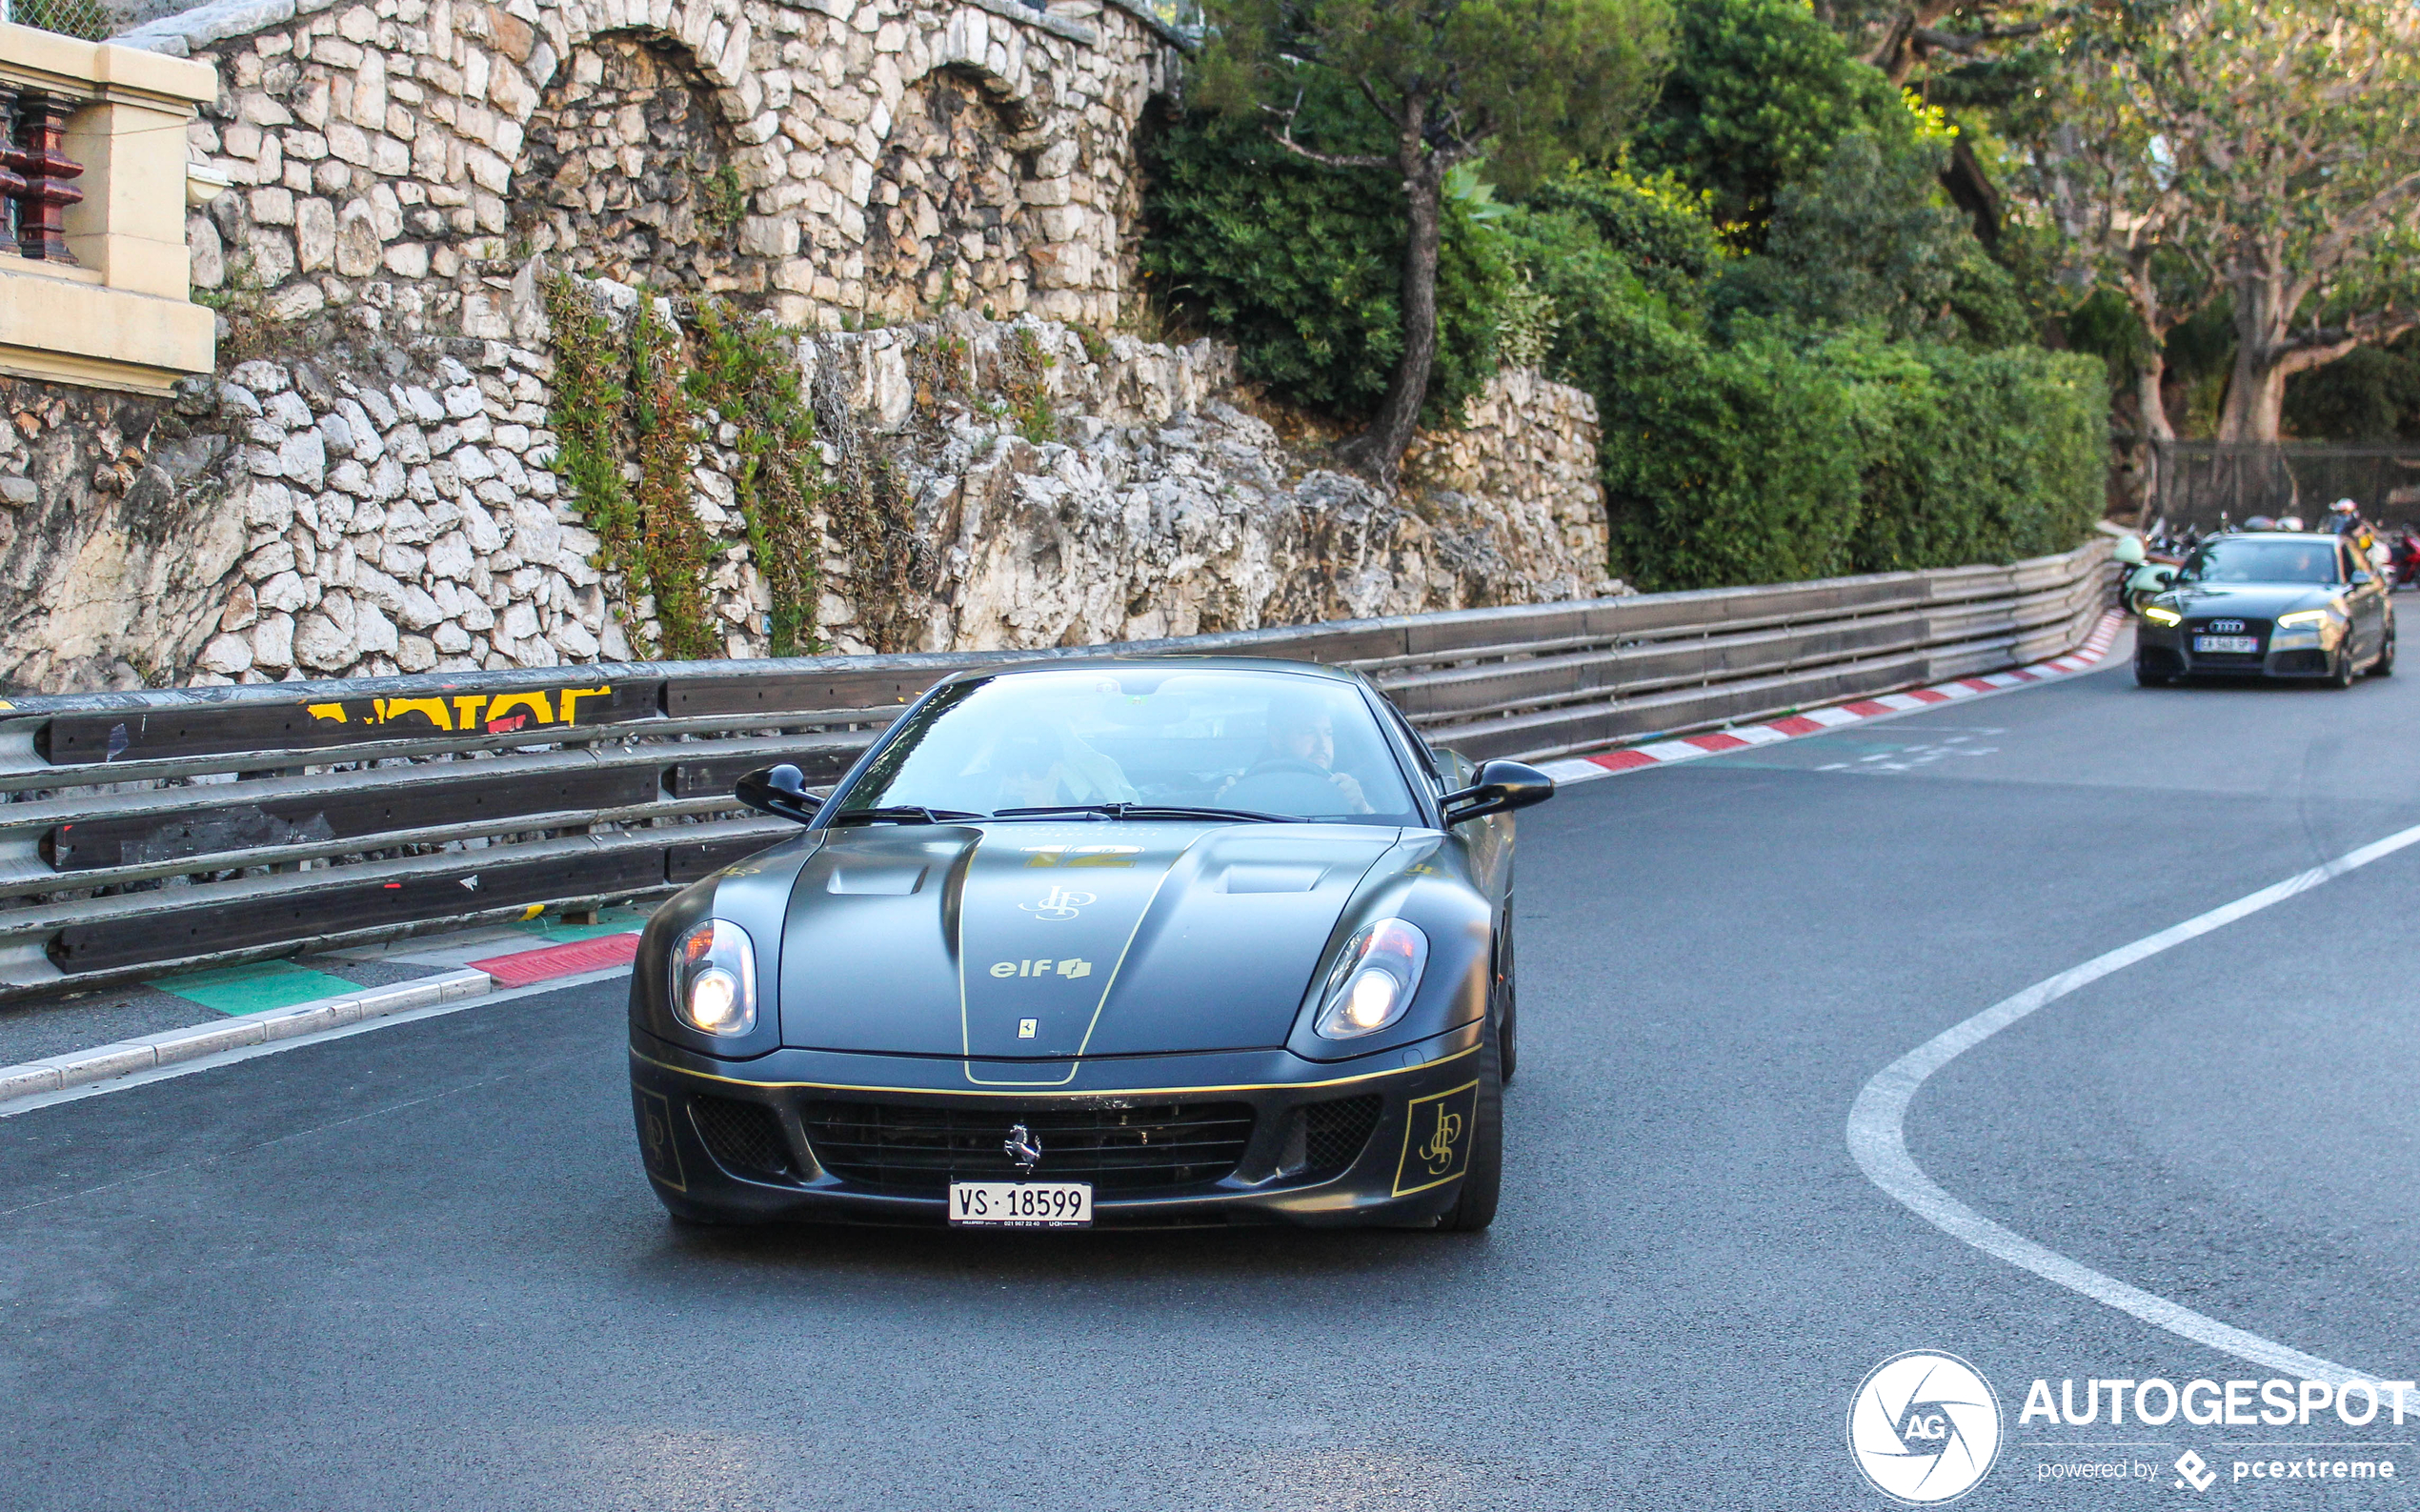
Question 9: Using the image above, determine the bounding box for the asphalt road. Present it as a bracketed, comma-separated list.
[6, 648, 2419, 1510]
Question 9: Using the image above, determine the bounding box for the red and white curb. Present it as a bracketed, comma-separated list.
[1535, 611, 2126, 786]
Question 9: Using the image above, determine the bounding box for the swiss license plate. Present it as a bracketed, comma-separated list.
[2194, 634, 2260, 655]
[948, 1180, 1093, 1228]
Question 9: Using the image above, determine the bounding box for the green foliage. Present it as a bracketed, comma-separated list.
[2284, 335, 2420, 442]
[1707, 132, 2027, 347]
[627, 296, 720, 660]
[1497, 201, 2105, 591]
[1141, 112, 1511, 425]
[684, 301, 825, 655]
[700, 164, 748, 241]
[544, 276, 833, 660]
[1518, 165, 1728, 306]
[1629, 0, 1906, 237]
[1193, 0, 1670, 196]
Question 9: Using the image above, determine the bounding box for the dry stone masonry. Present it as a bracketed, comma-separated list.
[119, 0, 1176, 332]
[0, 0, 1619, 692]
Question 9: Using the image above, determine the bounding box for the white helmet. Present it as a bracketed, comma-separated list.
[2331, 497, 2359, 514]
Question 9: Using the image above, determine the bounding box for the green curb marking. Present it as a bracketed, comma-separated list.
[506, 906, 655, 945]
[145, 960, 363, 1017]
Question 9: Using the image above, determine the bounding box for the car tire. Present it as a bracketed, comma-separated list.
[2134, 655, 2169, 688]
[1495, 919, 1519, 1086]
[1437, 1033, 1503, 1233]
[2330, 648, 2358, 688]
[2371, 632, 2395, 677]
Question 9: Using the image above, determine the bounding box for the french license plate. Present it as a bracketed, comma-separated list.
[948, 1180, 1093, 1228]
[2194, 634, 2260, 655]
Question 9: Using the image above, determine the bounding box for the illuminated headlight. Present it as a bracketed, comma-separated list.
[2275, 608, 2334, 629]
[672, 918, 757, 1036]
[1313, 918, 1429, 1039]
[2141, 605, 2182, 627]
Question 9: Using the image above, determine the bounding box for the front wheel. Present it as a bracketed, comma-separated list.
[2330, 647, 2358, 688]
[1495, 919, 1518, 1086]
[2371, 631, 2395, 677]
[1436, 1033, 1503, 1233]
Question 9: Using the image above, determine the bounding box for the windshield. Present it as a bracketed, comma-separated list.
[2183, 537, 2344, 585]
[833, 668, 1422, 825]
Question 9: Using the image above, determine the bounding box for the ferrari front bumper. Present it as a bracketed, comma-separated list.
[628, 1018, 1492, 1229]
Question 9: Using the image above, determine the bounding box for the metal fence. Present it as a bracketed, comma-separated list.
[0, 538, 2108, 998]
[2149, 441, 2420, 534]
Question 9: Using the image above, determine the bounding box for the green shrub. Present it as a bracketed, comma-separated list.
[1140, 113, 1508, 425]
[1627, 0, 1907, 238]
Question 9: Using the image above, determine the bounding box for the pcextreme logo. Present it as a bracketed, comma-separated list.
[1849, 1351, 2005, 1504]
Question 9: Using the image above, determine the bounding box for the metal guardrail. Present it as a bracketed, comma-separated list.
[0, 538, 2109, 998]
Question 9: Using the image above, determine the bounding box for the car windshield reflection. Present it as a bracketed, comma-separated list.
[2182, 537, 2344, 585]
[832, 668, 1422, 826]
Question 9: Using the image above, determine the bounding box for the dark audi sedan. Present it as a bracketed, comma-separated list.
[2135, 532, 2395, 686]
[627, 658, 1552, 1233]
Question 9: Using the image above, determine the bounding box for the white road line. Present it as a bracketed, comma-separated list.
[1847, 819, 2420, 1386]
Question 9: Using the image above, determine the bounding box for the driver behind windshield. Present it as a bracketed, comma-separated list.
[982, 729, 1138, 810]
[1220, 699, 1374, 815]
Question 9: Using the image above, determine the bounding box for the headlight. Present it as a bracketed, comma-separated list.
[2142, 605, 2182, 627]
[2275, 608, 2333, 628]
[1313, 918, 1429, 1039]
[671, 918, 757, 1036]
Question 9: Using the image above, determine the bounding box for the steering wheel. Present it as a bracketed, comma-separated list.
[1242, 756, 1333, 778]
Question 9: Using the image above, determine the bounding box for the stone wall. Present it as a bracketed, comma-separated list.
[0, 0, 1621, 695]
[0, 300, 1617, 690]
[118, 0, 1177, 337]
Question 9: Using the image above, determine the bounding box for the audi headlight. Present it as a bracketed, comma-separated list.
[2142, 605, 2182, 627]
[2275, 608, 2333, 628]
[671, 918, 757, 1036]
[1313, 918, 1429, 1039]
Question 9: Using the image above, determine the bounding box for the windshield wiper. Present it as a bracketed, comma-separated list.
[990, 803, 1298, 823]
[830, 805, 987, 826]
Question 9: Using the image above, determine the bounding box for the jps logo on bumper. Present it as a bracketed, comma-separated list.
[1392, 1080, 1480, 1196]
[1019, 886, 1097, 921]
[989, 958, 1094, 978]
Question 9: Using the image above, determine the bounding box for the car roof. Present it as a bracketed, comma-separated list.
[930, 655, 1365, 688]
[2219, 531, 2337, 540]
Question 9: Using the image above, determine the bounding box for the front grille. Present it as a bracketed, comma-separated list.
[2185, 615, 2270, 668]
[799, 1100, 1254, 1196]
[692, 1095, 796, 1180]
[2271, 649, 2328, 675]
[1302, 1095, 1383, 1179]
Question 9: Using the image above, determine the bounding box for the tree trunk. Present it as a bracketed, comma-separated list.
[2217, 275, 2290, 444]
[2131, 358, 2173, 525]
[1344, 155, 1443, 490]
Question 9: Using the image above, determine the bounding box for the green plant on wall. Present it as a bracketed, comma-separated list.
[685, 300, 826, 655]
[540, 274, 719, 659]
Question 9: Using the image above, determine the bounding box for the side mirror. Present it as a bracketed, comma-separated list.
[2351, 571, 2376, 587]
[1442, 759, 1556, 824]
[736, 763, 822, 825]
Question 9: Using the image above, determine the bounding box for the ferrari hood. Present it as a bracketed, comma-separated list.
[776, 821, 1402, 1062]
[2162, 582, 2338, 618]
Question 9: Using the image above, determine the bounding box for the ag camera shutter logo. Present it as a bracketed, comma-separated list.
[1847, 1351, 2004, 1503]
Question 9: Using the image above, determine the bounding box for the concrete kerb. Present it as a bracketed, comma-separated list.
[0, 968, 490, 1104]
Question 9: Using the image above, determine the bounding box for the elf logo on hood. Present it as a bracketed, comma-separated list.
[989, 958, 1094, 979]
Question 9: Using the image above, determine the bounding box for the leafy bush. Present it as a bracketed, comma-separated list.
[1627, 0, 1907, 237]
[1708, 132, 2030, 347]
[1501, 196, 2104, 590]
[1141, 113, 1508, 425]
